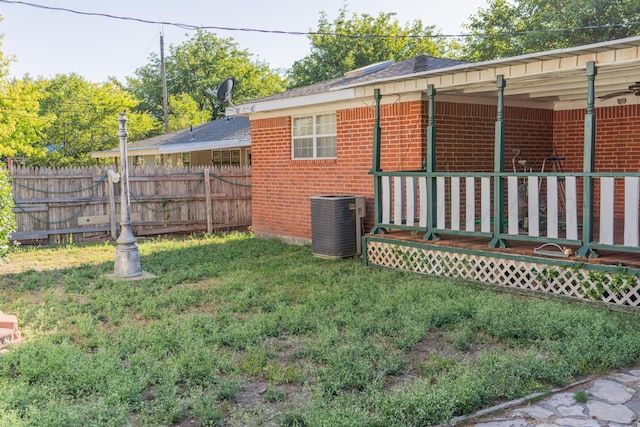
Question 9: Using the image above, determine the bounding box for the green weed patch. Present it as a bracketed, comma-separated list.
[1, 232, 639, 426]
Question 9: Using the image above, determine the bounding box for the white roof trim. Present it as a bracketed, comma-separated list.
[90, 147, 163, 158]
[90, 138, 250, 158]
[158, 138, 250, 154]
[232, 89, 355, 115]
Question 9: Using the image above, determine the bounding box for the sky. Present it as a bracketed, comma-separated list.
[0, 0, 488, 83]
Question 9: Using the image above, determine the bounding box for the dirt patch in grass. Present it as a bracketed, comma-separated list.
[222, 379, 313, 426]
[385, 328, 505, 390]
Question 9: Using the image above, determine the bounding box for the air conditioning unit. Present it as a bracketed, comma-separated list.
[311, 195, 366, 258]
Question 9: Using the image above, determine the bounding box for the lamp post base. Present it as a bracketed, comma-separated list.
[114, 241, 142, 278]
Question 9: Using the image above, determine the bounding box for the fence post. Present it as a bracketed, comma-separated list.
[107, 170, 117, 239]
[204, 169, 212, 233]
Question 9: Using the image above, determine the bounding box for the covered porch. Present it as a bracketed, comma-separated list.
[362, 42, 640, 309]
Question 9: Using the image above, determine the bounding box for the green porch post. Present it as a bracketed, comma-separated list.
[370, 89, 385, 234]
[489, 75, 508, 248]
[424, 84, 439, 241]
[577, 61, 599, 258]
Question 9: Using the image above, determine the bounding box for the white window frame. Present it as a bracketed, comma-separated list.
[292, 113, 337, 160]
[212, 149, 242, 166]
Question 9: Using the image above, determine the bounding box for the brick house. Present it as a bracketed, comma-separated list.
[236, 38, 639, 242]
[235, 37, 640, 308]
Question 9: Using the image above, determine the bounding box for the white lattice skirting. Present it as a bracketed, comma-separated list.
[366, 240, 640, 308]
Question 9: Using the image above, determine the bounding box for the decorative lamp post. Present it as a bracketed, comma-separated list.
[113, 111, 143, 278]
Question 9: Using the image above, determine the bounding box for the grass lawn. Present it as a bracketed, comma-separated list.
[1, 232, 640, 426]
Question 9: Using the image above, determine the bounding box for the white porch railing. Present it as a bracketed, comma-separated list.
[375, 172, 640, 253]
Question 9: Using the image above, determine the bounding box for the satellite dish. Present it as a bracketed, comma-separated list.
[216, 78, 235, 103]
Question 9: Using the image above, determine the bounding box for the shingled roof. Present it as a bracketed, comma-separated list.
[127, 116, 249, 149]
[90, 116, 250, 159]
[251, 55, 467, 104]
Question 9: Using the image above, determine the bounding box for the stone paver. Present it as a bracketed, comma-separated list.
[589, 379, 634, 404]
[460, 366, 640, 427]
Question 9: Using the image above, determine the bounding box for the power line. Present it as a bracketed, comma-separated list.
[1, 0, 639, 39]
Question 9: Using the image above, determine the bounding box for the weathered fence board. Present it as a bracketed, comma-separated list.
[10, 165, 252, 243]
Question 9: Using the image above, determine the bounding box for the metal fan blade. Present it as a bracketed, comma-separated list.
[598, 90, 632, 100]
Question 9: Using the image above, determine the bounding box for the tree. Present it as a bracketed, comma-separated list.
[0, 165, 15, 261]
[127, 30, 286, 122]
[287, 8, 447, 88]
[460, 0, 640, 62]
[33, 73, 160, 167]
[0, 20, 51, 161]
[0, 77, 52, 161]
[167, 94, 210, 132]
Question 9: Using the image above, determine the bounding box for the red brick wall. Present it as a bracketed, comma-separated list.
[251, 101, 555, 241]
[436, 102, 554, 172]
[553, 104, 640, 217]
[251, 100, 426, 240]
[554, 105, 640, 172]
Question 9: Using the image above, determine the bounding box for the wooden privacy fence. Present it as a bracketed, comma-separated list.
[10, 165, 251, 243]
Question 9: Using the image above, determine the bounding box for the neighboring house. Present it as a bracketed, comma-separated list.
[91, 117, 251, 167]
[234, 37, 640, 309]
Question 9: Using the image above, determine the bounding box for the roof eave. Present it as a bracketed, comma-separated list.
[232, 88, 355, 116]
[90, 138, 251, 158]
[89, 147, 159, 159]
[157, 138, 251, 154]
[333, 36, 640, 91]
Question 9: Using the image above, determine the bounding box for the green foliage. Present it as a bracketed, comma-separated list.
[127, 29, 286, 121]
[579, 265, 635, 300]
[167, 93, 211, 132]
[2, 233, 640, 425]
[31, 73, 160, 167]
[0, 77, 52, 160]
[574, 390, 588, 403]
[0, 27, 52, 161]
[287, 7, 448, 88]
[189, 388, 223, 426]
[263, 388, 286, 403]
[0, 166, 15, 261]
[460, 0, 640, 61]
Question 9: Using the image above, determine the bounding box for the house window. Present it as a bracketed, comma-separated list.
[155, 154, 164, 166]
[133, 155, 145, 166]
[178, 152, 190, 167]
[292, 113, 336, 159]
[212, 149, 241, 166]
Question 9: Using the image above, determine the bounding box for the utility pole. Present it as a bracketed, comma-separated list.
[161, 31, 169, 134]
